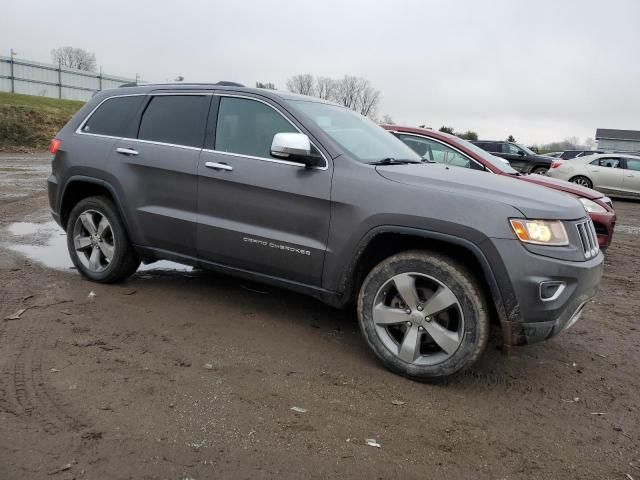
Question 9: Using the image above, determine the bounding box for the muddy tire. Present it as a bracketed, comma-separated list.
[66, 196, 140, 283]
[357, 250, 489, 382]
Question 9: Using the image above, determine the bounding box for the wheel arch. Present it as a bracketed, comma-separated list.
[59, 176, 130, 234]
[336, 226, 513, 327]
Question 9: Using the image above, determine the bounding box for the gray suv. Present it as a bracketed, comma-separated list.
[48, 83, 603, 381]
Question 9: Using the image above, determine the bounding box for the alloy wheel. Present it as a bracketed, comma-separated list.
[72, 210, 115, 273]
[372, 272, 464, 365]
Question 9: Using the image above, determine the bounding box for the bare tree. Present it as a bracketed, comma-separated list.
[51, 46, 97, 71]
[584, 137, 595, 149]
[381, 114, 394, 125]
[316, 76, 336, 100]
[334, 75, 363, 109]
[256, 81, 276, 90]
[286, 74, 315, 96]
[356, 79, 380, 117]
[566, 136, 580, 148]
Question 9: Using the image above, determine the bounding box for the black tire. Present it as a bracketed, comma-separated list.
[569, 175, 593, 189]
[531, 166, 548, 175]
[357, 250, 489, 381]
[66, 196, 140, 283]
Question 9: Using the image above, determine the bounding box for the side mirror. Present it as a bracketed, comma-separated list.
[271, 133, 323, 168]
[518, 150, 526, 157]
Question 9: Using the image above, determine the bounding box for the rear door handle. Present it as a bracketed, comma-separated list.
[116, 147, 139, 156]
[626, 174, 634, 177]
[205, 161, 233, 171]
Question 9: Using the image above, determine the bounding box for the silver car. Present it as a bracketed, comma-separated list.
[547, 153, 640, 199]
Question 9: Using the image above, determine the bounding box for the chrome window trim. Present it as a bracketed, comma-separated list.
[201, 148, 317, 169]
[390, 131, 486, 171]
[213, 93, 329, 170]
[74, 91, 330, 170]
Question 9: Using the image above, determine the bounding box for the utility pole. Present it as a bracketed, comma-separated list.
[10, 48, 17, 93]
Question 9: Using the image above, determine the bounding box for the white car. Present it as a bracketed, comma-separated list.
[546, 153, 640, 199]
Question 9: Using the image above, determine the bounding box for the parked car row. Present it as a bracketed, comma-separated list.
[48, 82, 604, 381]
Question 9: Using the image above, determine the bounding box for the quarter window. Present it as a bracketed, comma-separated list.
[82, 95, 144, 137]
[138, 95, 208, 148]
[215, 97, 297, 158]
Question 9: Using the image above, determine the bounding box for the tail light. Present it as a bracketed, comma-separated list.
[49, 138, 61, 154]
[551, 161, 561, 169]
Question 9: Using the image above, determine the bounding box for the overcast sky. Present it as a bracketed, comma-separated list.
[2, 0, 639, 145]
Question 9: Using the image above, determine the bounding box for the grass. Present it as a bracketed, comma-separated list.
[0, 92, 84, 152]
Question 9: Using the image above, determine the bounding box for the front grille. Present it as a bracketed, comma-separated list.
[576, 219, 599, 259]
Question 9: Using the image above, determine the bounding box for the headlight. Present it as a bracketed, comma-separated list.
[510, 219, 569, 246]
[579, 198, 607, 214]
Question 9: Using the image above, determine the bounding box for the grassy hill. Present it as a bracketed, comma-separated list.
[0, 92, 84, 152]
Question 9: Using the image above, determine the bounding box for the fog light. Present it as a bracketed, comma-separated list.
[540, 281, 566, 301]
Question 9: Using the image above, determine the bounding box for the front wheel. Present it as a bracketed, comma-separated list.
[66, 196, 140, 283]
[531, 166, 548, 175]
[357, 251, 490, 381]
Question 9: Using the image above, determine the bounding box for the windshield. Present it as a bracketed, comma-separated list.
[516, 143, 536, 156]
[437, 132, 519, 174]
[288, 100, 421, 163]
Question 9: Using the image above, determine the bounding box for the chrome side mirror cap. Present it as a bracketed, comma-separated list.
[271, 132, 311, 159]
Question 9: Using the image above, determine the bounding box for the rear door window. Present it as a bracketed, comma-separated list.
[215, 97, 297, 158]
[81, 95, 144, 137]
[138, 95, 209, 148]
[624, 158, 640, 171]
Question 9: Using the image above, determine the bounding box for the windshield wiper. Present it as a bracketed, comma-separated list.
[368, 157, 422, 165]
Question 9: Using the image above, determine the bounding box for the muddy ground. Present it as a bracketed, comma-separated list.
[0, 154, 638, 480]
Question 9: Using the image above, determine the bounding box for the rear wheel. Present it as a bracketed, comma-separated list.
[569, 175, 593, 189]
[66, 196, 140, 283]
[357, 250, 490, 381]
[531, 166, 548, 175]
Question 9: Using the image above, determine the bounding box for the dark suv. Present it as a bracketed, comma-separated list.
[48, 83, 603, 381]
[473, 140, 555, 174]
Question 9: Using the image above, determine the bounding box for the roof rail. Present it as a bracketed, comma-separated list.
[117, 81, 246, 88]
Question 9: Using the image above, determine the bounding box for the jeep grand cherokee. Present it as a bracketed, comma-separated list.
[48, 83, 603, 381]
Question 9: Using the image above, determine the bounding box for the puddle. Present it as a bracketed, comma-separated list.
[615, 224, 640, 236]
[4, 221, 192, 273]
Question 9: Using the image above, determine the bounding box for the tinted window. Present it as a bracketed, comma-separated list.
[138, 95, 208, 147]
[215, 97, 297, 158]
[591, 158, 621, 168]
[625, 158, 640, 171]
[82, 95, 144, 137]
[485, 143, 503, 153]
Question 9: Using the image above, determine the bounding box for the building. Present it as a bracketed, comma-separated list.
[595, 128, 640, 152]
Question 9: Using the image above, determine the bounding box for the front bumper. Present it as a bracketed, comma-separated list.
[491, 239, 603, 346]
[589, 210, 616, 249]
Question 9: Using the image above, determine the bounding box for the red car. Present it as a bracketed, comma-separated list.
[383, 126, 616, 249]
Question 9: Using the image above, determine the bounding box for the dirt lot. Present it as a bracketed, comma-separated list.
[0, 154, 638, 480]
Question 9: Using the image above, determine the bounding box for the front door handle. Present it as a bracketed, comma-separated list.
[205, 161, 233, 171]
[626, 174, 634, 177]
[116, 147, 139, 156]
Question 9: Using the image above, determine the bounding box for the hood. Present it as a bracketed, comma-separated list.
[376, 163, 587, 220]
[519, 174, 603, 200]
